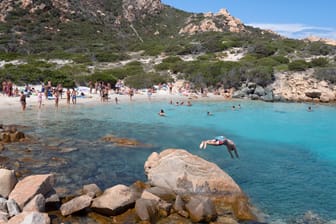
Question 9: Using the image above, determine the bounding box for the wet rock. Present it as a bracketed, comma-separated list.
[141, 190, 160, 202]
[156, 213, 192, 224]
[23, 194, 45, 212]
[7, 211, 50, 224]
[45, 192, 60, 211]
[82, 184, 102, 198]
[59, 147, 78, 153]
[173, 195, 188, 218]
[101, 134, 151, 148]
[0, 198, 7, 213]
[9, 174, 55, 209]
[91, 184, 137, 216]
[146, 187, 176, 202]
[135, 198, 158, 222]
[60, 195, 92, 216]
[185, 196, 217, 223]
[0, 211, 8, 223]
[0, 133, 10, 143]
[6, 199, 20, 217]
[9, 131, 25, 142]
[0, 168, 18, 198]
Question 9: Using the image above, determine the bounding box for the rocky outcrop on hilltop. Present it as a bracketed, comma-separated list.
[304, 36, 336, 46]
[179, 8, 245, 34]
[122, 0, 163, 22]
[0, 149, 259, 223]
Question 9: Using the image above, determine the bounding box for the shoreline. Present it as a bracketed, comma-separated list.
[2, 87, 335, 115]
[0, 88, 235, 113]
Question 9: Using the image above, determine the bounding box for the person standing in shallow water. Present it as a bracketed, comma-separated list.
[71, 89, 77, 104]
[37, 91, 43, 109]
[66, 89, 71, 104]
[20, 91, 26, 111]
[54, 91, 59, 108]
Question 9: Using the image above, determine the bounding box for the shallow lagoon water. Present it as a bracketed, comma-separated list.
[1, 100, 336, 223]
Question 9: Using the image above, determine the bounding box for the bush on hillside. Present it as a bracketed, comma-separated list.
[124, 72, 168, 89]
[288, 60, 309, 71]
[314, 67, 336, 84]
[310, 57, 329, 67]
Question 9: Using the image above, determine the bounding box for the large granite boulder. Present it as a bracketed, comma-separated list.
[144, 149, 242, 194]
[8, 174, 55, 209]
[144, 149, 257, 221]
[91, 184, 137, 216]
[0, 169, 17, 198]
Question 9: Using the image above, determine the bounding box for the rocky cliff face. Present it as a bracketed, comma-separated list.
[179, 8, 245, 35]
[271, 70, 336, 102]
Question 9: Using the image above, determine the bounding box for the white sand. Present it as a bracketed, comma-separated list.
[0, 87, 232, 113]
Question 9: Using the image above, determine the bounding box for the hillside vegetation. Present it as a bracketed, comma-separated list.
[0, 0, 335, 90]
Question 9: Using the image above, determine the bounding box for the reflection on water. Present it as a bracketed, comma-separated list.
[1, 100, 336, 223]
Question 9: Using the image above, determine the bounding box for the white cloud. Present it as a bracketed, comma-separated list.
[246, 23, 336, 40]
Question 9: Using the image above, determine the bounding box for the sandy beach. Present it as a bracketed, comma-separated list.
[0, 86, 231, 113]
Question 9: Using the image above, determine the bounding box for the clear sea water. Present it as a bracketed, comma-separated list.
[1, 99, 336, 223]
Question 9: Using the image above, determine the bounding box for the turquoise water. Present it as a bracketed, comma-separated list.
[1, 100, 336, 223]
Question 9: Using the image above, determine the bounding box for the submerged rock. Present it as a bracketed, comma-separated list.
[101, 134, 152, 148]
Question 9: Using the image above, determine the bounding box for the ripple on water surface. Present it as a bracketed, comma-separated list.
[1, 100, 336, 222]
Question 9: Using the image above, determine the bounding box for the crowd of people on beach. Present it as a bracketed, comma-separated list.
[1, 79, 184, 111]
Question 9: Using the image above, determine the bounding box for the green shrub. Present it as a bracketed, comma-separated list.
[124, 72, 168, 89]
[314, 67, 336, 84]
[288, 60, 309, 71]
[310, 57, 329, 67]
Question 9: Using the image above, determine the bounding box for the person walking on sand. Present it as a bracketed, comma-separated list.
[200, 136, 239, 159]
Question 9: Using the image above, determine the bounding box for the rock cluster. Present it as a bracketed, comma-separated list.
[0, 125, 25, 144]
[179, 8, 245, 35]
[122, 0, 163, 22]
[271, 71, 336, 102]
[0, 149, 259, 223]
[231, 70, 336, 103]
[232, 82, 277, 102]
[0, 172, 56, 223]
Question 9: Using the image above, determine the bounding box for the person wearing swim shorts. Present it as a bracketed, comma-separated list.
[200, 136, 239, 159]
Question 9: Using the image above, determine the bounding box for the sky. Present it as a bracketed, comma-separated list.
[161, 0, 336, 40]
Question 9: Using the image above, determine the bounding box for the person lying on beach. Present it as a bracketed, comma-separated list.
[200, 136, 239, 159]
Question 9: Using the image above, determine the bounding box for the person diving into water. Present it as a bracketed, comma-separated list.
[200, 136, 239, 159]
